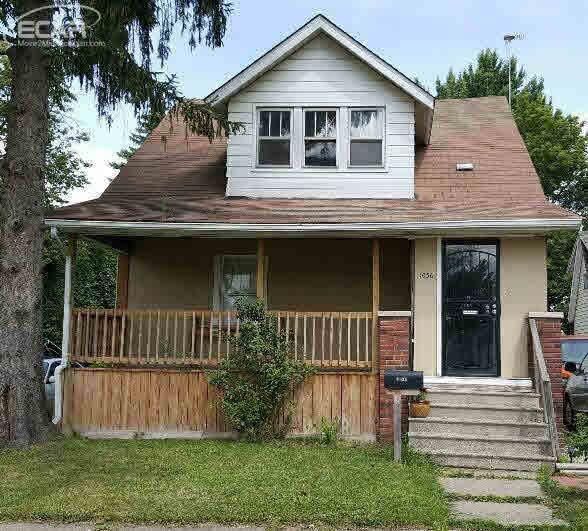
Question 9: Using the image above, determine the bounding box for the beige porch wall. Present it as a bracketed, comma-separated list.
[412, 237, 547, 378]
[127, 238, 411, 312]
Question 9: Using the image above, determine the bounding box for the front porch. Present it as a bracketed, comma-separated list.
[57, 234, 563, 464]
[70, 237, 411, 371]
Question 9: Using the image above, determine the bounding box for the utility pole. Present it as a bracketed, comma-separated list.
[503, 33, 524, 106]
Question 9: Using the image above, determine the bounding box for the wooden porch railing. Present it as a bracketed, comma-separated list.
[70, 309, 374, 369]
[529, 318, 560, 459]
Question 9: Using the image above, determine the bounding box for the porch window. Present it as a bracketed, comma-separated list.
[214, 255, 257, 311]
[349, 108, 384, 166]
[304, 109, 337, 167]
[257, 109, 291, 166]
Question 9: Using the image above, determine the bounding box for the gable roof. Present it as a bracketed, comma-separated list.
[206, 14, 434, 144]
[206, 14, 434, 109]
[46, 96, 580, 236]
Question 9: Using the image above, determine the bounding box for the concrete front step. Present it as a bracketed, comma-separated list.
[451, 500, 567, 527]
[409, 417, 549, 439]
[428, 403, 544, 423]
[409, 433, 552, 457]
[441, 477, 546, 498]
[426, 450, 555, 472]
[427, 389, 541, 409]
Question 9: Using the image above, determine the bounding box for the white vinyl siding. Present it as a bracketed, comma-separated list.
[575, 258, 588, 334]
[225, 33, 415, 199]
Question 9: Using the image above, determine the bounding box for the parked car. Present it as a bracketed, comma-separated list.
[560, 336, 588, 379]
[564, 352, 588, 428]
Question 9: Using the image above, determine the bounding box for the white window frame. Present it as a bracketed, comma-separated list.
[256, 108, 292, 168]
[347, 107, 385, 168]
[213, 254, 258, 311]
[303, 108, 339, 168]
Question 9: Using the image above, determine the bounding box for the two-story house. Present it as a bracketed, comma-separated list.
[47, 15, 580, 471]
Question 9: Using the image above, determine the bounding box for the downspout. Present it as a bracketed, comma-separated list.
[53, 236, 76, 425]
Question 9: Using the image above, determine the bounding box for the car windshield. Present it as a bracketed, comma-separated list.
[560, 339, 588, 363]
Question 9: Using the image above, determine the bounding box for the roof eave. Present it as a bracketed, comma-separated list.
[45, 217, 581, 239]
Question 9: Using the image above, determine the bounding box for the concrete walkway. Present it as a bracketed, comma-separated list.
[441, 476, 568, 527]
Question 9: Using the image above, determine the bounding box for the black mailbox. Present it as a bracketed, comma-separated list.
[384, 370, 423, 391]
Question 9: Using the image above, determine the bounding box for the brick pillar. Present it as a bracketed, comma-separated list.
[377, 312, 411, 442]
[531, 313, 565, 447]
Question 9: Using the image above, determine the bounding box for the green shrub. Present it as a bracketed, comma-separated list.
[317, 417, 340, 445]
[208, 297, 314, 440]
[567, 412, 588, 462]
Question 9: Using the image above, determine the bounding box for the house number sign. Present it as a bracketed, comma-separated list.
[417, 272, 436, 280]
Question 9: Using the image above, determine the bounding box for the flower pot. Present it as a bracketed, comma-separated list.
[410, 401, 431, 418]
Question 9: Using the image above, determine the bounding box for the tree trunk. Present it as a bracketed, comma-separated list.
[0, 0, 53, 445]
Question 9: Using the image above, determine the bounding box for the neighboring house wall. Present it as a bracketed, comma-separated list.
[127, 238, 410, 311]
[574, 257, 588, 334]
[500, 237, 547, 377]
[226, 33, 415, 198]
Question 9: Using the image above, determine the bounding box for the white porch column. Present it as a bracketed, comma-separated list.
[61, 236, 77, 357]
[53, 236, 77, 425]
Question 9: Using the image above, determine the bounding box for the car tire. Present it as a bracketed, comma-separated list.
[564, 395, 576, 429]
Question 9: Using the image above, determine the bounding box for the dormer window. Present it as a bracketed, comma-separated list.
[349, 108, 384, 166]
[304, 109, 337, 167]
[257, 109, 291, 166]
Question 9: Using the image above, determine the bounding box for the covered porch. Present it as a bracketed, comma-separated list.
[68, 237, 411, 370]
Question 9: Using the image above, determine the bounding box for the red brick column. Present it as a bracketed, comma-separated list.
[531, 312, 565, 447]
[377, 312, 411, 442]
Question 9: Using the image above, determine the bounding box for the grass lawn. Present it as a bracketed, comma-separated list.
[538, 467, 588, 531]
[0, 437, 449, 528]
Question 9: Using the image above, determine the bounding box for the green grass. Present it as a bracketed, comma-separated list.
[538, 465, 588, 531]
[0, 437, 449, 528]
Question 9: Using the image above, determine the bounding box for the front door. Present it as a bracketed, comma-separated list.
[442, 240, 500, 376]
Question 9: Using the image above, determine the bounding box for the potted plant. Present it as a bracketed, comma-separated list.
[410, 388, 430, 418]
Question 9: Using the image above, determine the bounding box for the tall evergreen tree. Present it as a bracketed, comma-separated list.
[436, 49, 588, 316]
[0, 0, 237, 445]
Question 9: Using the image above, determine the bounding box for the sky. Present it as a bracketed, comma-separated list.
[65, 0, 588, 204]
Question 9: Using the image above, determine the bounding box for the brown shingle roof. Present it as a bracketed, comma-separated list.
[47, 96, 577, 225]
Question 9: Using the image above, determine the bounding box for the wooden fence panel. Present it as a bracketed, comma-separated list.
[64, 368, 376, 440]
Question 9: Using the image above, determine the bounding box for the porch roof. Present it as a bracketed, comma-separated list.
[46, 96, 579, 235]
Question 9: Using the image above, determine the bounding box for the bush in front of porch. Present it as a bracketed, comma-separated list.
[0, 437, 448, 528]
[208, 297, 314, 440]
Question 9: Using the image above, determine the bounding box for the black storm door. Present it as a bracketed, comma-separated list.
[442, 241, 500, 376]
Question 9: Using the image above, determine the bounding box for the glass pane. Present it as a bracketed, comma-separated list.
[305, 111, 314, 137]
[350, 110, 379, 138]
[280, 111, 290, 136]
[315, 111, 326, 136]
[326, 111, 337, 136]
[269, 111, 280, 137]
[259, 139, 290, 165]
[350, 140, 382, 166]
[222, 256, 257, 311]
[444, 244, 497, 301]
[258, 111, 270, 137]
[305, 140, 336, 166]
